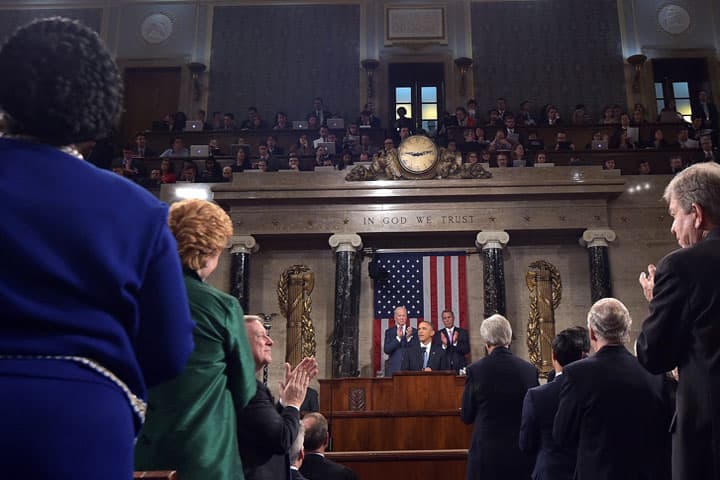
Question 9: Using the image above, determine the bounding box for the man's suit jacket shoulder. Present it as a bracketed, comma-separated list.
[237, 380, 299, 480]
[300, 453, 358, 480]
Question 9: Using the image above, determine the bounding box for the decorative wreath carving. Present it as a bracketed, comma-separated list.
[277, 265, 316, 363]
[526, 260, 562, 376]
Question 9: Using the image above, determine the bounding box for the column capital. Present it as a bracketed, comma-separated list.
[580, 229, 616, 248]
[229, 235, 259, 254]
[329, 233, 363, 253]
[475, 231, 510, 250]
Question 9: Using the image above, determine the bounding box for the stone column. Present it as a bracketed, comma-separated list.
[229, 235, 258, 313]
[580, 229, 616, 303]
[328, 233, 363, 378]
[475, 231, 510, 318]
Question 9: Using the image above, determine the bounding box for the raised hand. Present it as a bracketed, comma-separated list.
[639, 264, 656, 302]
[440, 331, 448, 346]
[453, 331, 459, 344]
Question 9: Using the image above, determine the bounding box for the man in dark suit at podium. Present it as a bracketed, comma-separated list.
[519, 327, 588, 480]
[461, 314, 538, 480]
[300, 413, 358, 480]
[438, 310, 470, 372]
[383, 306, 417, 376]
[401, 320, 447, 371]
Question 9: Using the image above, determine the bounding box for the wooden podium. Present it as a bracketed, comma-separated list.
[319, 372, 472, 479]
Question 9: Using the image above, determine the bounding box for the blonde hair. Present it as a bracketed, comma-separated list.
[168, 199, 233, 270]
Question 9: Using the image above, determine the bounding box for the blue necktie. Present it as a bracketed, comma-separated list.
[423, 347, 429, 368]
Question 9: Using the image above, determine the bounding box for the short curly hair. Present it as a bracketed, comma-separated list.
[168, 199, 233, 271]
[0, 17, 122, 145]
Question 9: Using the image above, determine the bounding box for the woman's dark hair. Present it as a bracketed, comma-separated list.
[0, 17, 123, 145]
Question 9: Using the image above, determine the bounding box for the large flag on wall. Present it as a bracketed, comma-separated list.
[372, 252, 469, 375]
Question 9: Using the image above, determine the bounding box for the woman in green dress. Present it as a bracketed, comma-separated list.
[135, 199, 258, 479]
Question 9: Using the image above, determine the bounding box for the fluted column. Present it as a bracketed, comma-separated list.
[328, 233, 363, 378]
[580, 229, 616, 303]
[476, 231, 510, 318]
[229, 235, 259, 312]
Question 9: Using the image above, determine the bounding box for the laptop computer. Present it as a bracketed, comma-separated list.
[534, 163, 555, 167]
[190, 145, 209, 157]
[185, 120, 203, 132]
[317, 142, 337, 155]
[292, 121, 309, 130]
[527, 139, 544, 150]
[591, 140, 608, 150]
[512, 160, 527, 168]
[327, 118, 345, 129]
[506, 132, 520, 144]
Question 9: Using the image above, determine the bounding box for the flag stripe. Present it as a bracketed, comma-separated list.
[458, 256, 468, 330]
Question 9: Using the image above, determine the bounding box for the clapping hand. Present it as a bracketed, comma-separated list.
[405, 325, 413, 338]
[638, 264, 656, 302]
[278, 357, 319, 409]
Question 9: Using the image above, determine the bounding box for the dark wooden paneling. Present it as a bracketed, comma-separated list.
[325, 449, 467, 480]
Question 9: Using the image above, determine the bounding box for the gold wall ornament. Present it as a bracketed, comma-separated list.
[526, 260, 562, 377]
[277, 265, 317, 368]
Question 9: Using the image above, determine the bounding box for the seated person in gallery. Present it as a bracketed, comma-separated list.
[134, 132, 156, 158]
[266, 135, 284, 156]
[489, 130, 513, 152]
[222, 113, 237, 131]
[160, 137, 189, 158]
[535, 152, 550, 166]
[308, 97, 332, 127]
[643, 128, 676, 149]
[358, 134, 377, 156]
[543, 105, 563, 126]
[511, 144, 527, 165]
[393, 107, 414, 139]
[199, 157, 223, 183]
[631, 108, 648, 126]
[517, 100, 537, 126]
[315, 146, 333, 167]
[669, 155, 686, 174]
[677, 127, 700, 149]
[294, 134, 314, 157]
[495, 153, 510, 168]
[603, 158, 616, 170]
[313, 126, 330, 149]
[358, 108, 381, 129]
[288, 154, 301, 171]
[342, 123, 361, 155]
[159, 159, 177, 183]
[440, 140, 462, 166]
[638, 160, 651, 175]
[615, 132, 636, 150]
[401, 320, 447, 371]
[274, 111, 291, 130]
[553, 131, 576, 151]
[485, 109, 503, 127]
[208, 138, 223, 156]
[222, 166, 233, 182]
[120, 144, 146, 180]
[232, 148, 251, 173]
[306, 114, 320, 132]
[180, 161, 198, 182]
[465, 151, 479, 165]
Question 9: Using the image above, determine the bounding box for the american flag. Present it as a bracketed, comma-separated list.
[372, 252, 468, 375]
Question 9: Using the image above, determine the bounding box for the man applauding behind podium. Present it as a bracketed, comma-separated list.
[401, 321, 447, 371]
[384, 306, 417, 376]
[439, 310, 470, 372]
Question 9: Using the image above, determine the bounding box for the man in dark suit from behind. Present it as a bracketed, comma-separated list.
[300, 413, 358, 480]
[383, 306, 417, 376]
[400, 320, 447, 371]
[520, 327, 589, 480]
[289, 425, 308, 480]
[438, 309, 470, 372]
[461, 314, 539, 480]
[237, 316, 318, 480]
[553, 298, 668, 480]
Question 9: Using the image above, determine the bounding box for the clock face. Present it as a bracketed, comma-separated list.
[397, 135, 438, 176]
